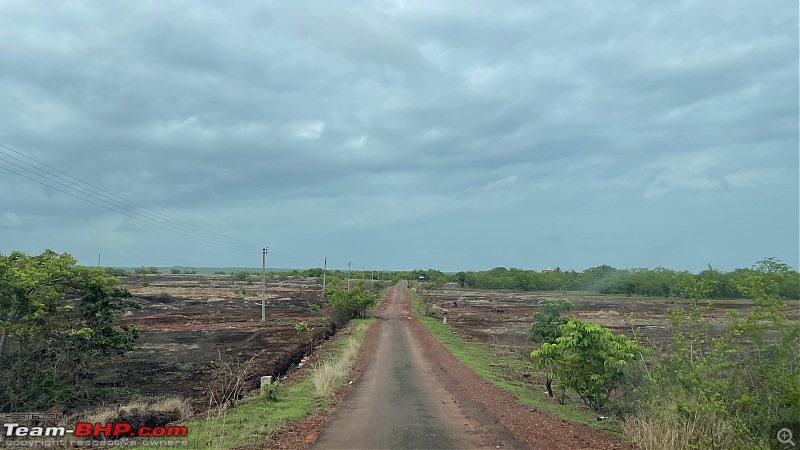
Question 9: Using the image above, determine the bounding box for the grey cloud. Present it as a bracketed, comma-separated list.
[0, 0, 796, 271]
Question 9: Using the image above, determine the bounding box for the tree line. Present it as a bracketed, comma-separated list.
[451, 257, 798, 299]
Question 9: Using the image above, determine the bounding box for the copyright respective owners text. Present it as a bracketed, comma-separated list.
[2, 438, 189, 447]
[1, 413, 189, 447]
[774, 422, 800, 449]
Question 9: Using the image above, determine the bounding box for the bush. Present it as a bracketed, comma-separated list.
[232, 271, 251, 282]
[134, 266, 159, 275]
[626, 273, 800, 449]
[0, 250, 140, 410]
[324, 281, 377, 320]
[531, 319, 646, 412]
[528, 299, 573, 344]
[104, 267, 129, 277]
[261, 381, 282, 401]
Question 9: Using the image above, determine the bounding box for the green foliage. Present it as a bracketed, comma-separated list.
[133, 266, 159, 275]
[170, 268, 181, 274]
[261, 381, 282, 401]
[306, 268, 323, 277]
[0, 250, 140, 411]
[232, 271, 252, 282]
[532, 319, 646, 412]
[409, 289, 616, 432]
[295, 321, 311, 334]
[324, 281, 377, 320]
[629, 271, 800, 449]
[296, 321, 313, 355]
[103, 267, 129, 277]
[452, 258, 798, 299]
[308, 304, 320, 314]
[528, 299, 573, 344]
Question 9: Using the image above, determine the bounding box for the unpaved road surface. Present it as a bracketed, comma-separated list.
[312, 282, 522, 449]
[311, 283, 635, 450]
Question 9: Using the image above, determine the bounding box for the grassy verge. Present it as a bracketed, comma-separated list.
[172, 317, 375, 449]
[409, 289, 624, 435]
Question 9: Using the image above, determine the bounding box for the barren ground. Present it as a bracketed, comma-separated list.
[99, 273, 338, 407]
[421, 283, 762, 352]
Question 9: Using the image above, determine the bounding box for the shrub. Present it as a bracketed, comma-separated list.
[528, 299, 573, 344]
[261, 381, 282, 401]
[531, 319, 646, 412]
[232, 271, 251, 282]
[626, 272, 800, 449]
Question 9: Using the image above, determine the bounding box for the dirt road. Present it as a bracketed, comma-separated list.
[312, 282, 523, 449]
[306, 282, 636, 450]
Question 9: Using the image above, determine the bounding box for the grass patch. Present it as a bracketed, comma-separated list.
[312, 336, 360, 397]
[409, 289, 624, 435]
[170, 317, 375, 449]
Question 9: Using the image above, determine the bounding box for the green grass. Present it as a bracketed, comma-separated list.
[410, 289, 625, 435]
[170, 317, 375, 449]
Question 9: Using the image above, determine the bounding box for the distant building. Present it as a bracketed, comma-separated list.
[541, 267, 554, 274]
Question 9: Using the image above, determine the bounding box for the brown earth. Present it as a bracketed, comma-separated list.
[280, 283, 636, 450]
[420, 284, 762, 351]
[98, 273, 348, 408]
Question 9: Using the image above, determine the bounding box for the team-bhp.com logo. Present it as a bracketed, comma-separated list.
[4, 422, 188, 438]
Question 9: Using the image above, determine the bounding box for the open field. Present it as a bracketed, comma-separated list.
[418, 283, 793, 351]
[96, 273, 337, 407]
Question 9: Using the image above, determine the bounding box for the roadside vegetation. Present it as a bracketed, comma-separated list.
[410, 289, 618, 432]
[414, 258, 799, 450]
[1, 249, 384, 449]
[176, 318, 374, 449]
[0, 250, 141, 411]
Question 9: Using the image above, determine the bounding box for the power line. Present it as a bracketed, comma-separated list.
[0, 164, 254, 253]
[0, 153, 254, 252]
[0, 143, 259, 249]
[0, 144, 258, 253]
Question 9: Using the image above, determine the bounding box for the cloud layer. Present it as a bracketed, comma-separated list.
[1, 1, 797, 272]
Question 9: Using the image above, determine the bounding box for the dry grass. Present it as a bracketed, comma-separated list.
[311, 336, 361, 398]
[86, 397, 194, 424]
[309, 319, 373, 399]
[623, 410, 751, 450]
[151, 396, 194, 419]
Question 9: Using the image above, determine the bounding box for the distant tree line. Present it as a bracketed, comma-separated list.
[451, 257, 798, 299]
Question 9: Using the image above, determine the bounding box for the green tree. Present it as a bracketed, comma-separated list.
[752, 256, 795, 274]
[295, 321, 313, 355]
[532, 319, 646, 412]
[325, 281, 376, 320]
[0, 250, 140, 410]
[528, 299, 573, 344]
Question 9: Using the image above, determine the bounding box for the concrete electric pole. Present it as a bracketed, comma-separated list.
[348, 261, 351, 290]
[321, 256, 327, 302]
[261, 247, 268, 322]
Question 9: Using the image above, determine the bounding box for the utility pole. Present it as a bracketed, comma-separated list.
[321, 257, 327, 302]
[97, 253, 100, 268]
[348, 261, 351, 290]
[262, 247, 268, 322]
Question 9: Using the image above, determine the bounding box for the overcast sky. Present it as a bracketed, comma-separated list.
[1, 1, 797, 273]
